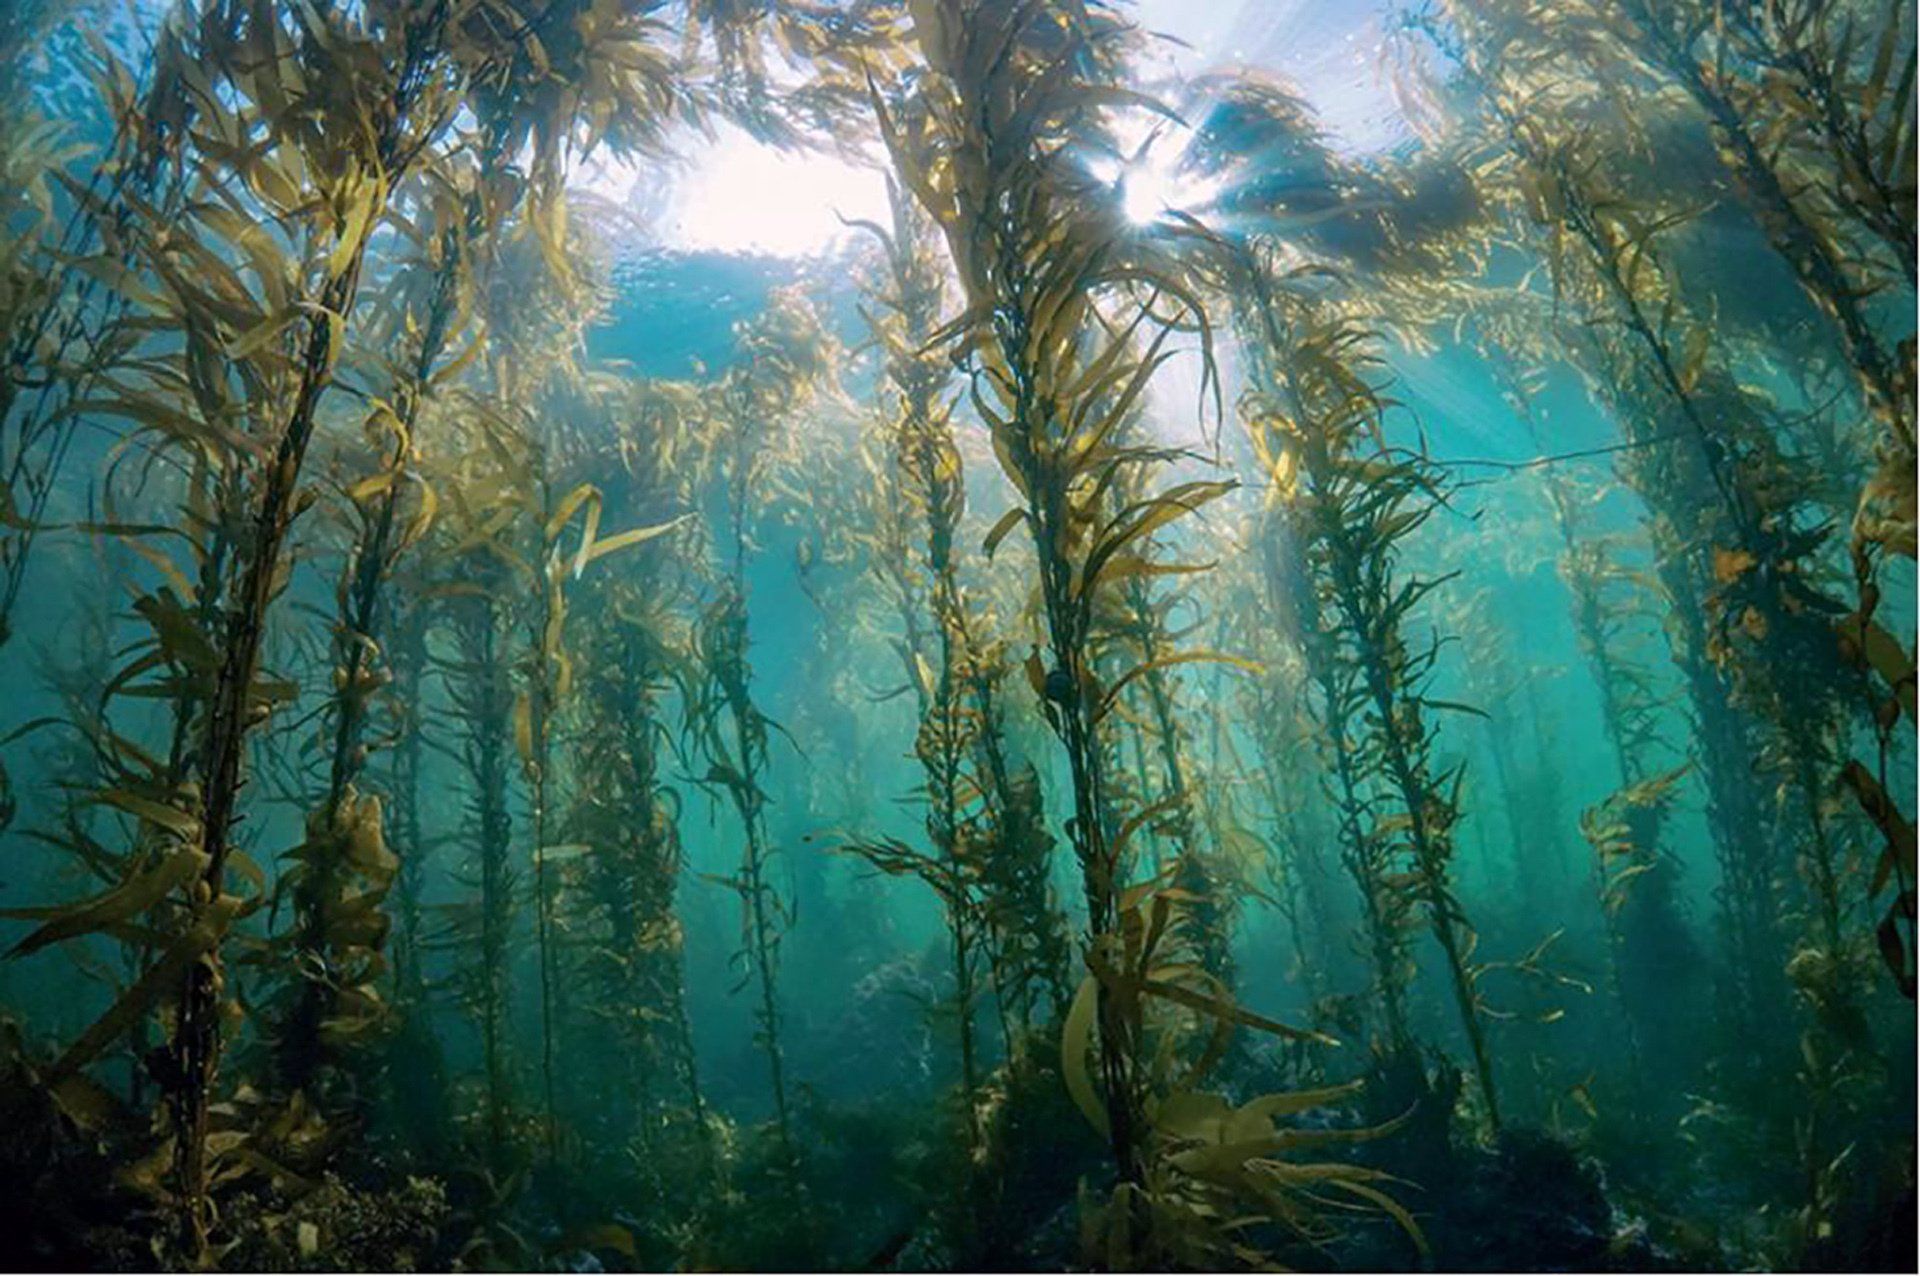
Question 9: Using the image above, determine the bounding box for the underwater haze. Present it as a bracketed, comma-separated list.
[0, 0, 1913, 1271]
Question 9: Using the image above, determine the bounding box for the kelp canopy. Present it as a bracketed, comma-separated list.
[0, 0, 1911, 1270]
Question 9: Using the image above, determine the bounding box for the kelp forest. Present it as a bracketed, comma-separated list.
[0, 0, 1913, 1270]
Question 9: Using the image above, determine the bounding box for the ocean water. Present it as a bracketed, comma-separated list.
[0, 1, 1913, 1271]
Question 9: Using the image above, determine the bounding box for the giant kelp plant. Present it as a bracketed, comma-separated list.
[0, 0, 1911, 1271]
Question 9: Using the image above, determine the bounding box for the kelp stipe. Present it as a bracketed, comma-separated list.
[262, 107, 506, 1127]
[1417, 0, 1896, 1020]
[11, 0, 701, 1248]
[548, 378, 712, 1187]
[1101, 464, 1241, 988]
[434, 424, 525, 1174]
[1235, 249, 1504, 1134]
[684, 293, 832, 1169]
[883, 0, 1224, 1195]
[567, 557, 712, 1167]
[1504, 377, 1706, 1091]
[1228, 554, 1349, 1034]
[0, 7, 189, 672]
[840, 177, 1000, 1169]
[1444, 588, 1566, 919]
[1255, 488, 1419, 1061]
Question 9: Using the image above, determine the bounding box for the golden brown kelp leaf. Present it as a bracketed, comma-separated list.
[1581, 765, 1690, 919]
[1842, 758, 1918, 998]
[3, 846, 206, 959]
[1063, 874, 1422, 1270]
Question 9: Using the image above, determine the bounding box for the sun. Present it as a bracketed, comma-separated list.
[1121, 151, 1216, 224]
[1092, 113, 1226, 226]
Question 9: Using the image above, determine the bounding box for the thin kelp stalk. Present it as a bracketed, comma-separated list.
[522, 472, 567, 1157]
[427, 407, 545, 1173]
[1257, 516, 1413, 1053]
[0, 454, 272, 1235]
[1238, 256, 1502, 1131]
[1193, 605, 1274, 985]
[912, 589, 986, 1155]
[380, 578, 452, 1166]
[1605, 13, 1918, 980]
[1497, 366, 1702, 1067]
[1231, 562, 1343, 1017]
[1112, 562, 1238, 983]
[1443, 193, 1789, 1043]
[1568, 277, 1844, 1029]
[1262, 809, 1325, 1032]
[1227, 581, 1342, 1033]
[171, 162, 353, 1253]
[386, 580, 431, 1012]
[1109, 706, 1161, 873]
[28, 448, 249, 1101]
[1523, 332, 1792, 1040]
[515, 471, 681, 1155]
[698, 440, 787, 1148]
[845, 180, 991, 1150]
[1114, 531, 1243, 982]
[695, 585, 792, 1147]
[1841, 485, 1918, 999]
[274, 161, 492, 1106]
[0, 36, 190, 657]
[891, 355, 1062, 1074]
[569, 546, 710, 1167]
[1487, 356, 1664, 794]
[25, 537, 137, 1086]
[1448, 594, 1558, 916]
[1323, 460, 1497, 1129]
[686, 299, 831, 1160]
[1423, 16, 1895, 1238]
[440, 552, 518, 1170]
[840, 665, 989, 1154]
[964, 654, 1073, 1036]
[1578, 762, 1696, 1070]
[881, 2, 1263, 1193]
[1656, 520, 1788, 1033]
[0, 35, 259, 1187]
[1702, 0, 1920, 999]
[1735, 5, 1916, 277]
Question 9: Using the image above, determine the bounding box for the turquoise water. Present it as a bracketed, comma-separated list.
[0, 1, 1912, 1270]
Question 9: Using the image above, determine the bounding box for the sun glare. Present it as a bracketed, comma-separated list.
[1121, 155, 1205, 224]
[574, 124, 890, 258]
[1110, 123, 1225, 225]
